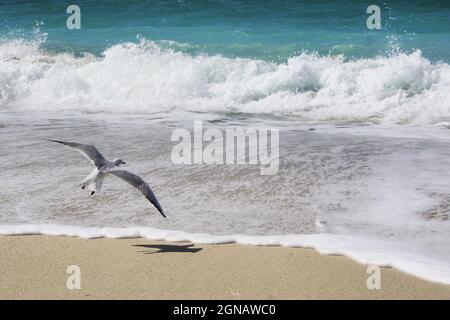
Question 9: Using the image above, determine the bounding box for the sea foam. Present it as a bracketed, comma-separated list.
[1, 38, 450, 124]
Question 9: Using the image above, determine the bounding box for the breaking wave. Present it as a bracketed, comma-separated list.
[1, 37, 450, 124]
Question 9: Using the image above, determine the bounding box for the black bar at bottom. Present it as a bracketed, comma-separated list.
[0, 300, 446, 318]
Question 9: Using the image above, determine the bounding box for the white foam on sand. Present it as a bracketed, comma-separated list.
[0, 223, 449, 285]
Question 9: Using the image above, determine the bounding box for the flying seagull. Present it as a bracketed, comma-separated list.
[46, 139, 166, 218]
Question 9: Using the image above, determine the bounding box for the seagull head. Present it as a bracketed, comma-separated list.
[113, 158, 126, 166]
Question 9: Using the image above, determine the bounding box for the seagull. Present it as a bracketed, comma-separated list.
[46, 139, 166, 218]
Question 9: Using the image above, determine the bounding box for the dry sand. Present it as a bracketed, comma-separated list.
[0, 235, 449, 299]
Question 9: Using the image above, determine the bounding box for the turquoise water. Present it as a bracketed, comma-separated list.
[1, 0, 450, 62]
[1, 1, 450, 122]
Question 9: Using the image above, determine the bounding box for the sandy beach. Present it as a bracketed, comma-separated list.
[0, 235, 449, 299]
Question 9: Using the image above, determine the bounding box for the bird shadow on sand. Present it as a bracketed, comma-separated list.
[134, 244, 203, 254]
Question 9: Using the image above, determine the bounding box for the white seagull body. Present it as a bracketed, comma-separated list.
[47, 139, 166, 218]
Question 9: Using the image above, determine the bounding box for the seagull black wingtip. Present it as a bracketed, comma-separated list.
[159, 209, 167, 218]
[45, 139, 64, 144]
[146, 196, 166, 218]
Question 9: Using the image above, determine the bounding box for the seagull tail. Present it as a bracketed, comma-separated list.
[82, 169, 104, 194]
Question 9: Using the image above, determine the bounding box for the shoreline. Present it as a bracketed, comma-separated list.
[0, 235, 449, 299]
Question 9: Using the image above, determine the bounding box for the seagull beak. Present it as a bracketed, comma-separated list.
[122, 161, 126, 165]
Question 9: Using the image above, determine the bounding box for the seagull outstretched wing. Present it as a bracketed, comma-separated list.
[46, 139, 106, 168]
[110, 170, 166, 218]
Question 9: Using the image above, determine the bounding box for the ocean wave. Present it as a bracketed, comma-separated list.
[1, 223, 449, 285]
[1, 37, 450, 124]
